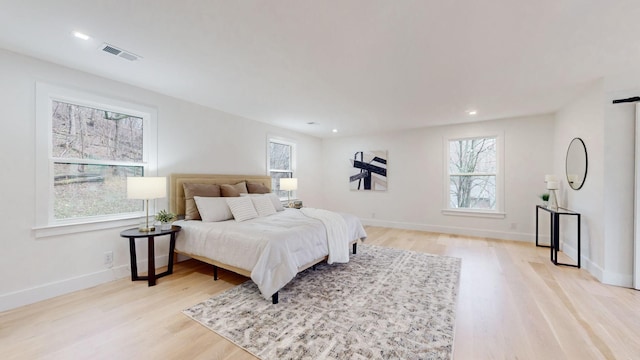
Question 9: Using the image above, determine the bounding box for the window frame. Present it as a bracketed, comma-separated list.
[266, 136, 296, 200]
[442, 133, 505, 218]
[34, 82, 158, 237]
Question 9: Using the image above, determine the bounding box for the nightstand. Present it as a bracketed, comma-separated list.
[120, 225, 181, 286]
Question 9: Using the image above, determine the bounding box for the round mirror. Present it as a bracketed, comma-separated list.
[566, 137, 587, 190]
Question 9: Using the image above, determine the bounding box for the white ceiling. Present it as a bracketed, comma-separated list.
[1, 0, 639, 138]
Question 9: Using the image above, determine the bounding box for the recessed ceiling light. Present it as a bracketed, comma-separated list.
[332, 129, 338, 133]
[72, 31, 90, 40]
[467, 110, 477, 115]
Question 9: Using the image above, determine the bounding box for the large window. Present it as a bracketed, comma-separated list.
[35, 83, 157, 235]
[446, 136, 502, 215]
[52, 101, 145, 219]
[267, 138, 296, 199]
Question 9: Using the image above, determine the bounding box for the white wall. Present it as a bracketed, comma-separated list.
[321, 114, 555, 241]
[554, 76, 637, 287]
[601, 73, 640, 287]
[602, 90, 635, 287]
[554, 79, 605, 278]
[0, 49, 323, 311]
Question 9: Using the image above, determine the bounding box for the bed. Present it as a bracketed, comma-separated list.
[169, 173, 367, 304]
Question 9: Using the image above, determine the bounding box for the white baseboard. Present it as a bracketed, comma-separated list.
[557, 242, 634, 288]
[557, 241, 580, 264]
[0, 254, 171, 313]
[360, 218, 534, 242]
[582, 258, 604, 283]
[575, 255, 632, 289]
[560, 241, 603, 282]
[601, 270, 634, 287]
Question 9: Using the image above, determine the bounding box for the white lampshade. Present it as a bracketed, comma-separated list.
[127, 177, 167, 200]
[280, 178, 298, 191]
[546, 181, 559, 190]
[545, 174, 557, 182]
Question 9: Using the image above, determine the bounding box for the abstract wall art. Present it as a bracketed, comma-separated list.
[350, 150, 387, 191]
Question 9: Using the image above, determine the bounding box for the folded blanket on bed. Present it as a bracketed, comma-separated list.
[300, 208, 350, 264]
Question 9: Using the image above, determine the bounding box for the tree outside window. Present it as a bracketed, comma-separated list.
[448, 137, 497, 210]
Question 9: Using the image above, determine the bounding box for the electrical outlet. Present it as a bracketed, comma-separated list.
[371, 212, 376, 219]
[510, 222, 517, 230]
[104, 251, 113, 268]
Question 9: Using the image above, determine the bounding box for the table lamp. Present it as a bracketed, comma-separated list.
[545, 175, 560, 209]
[127, 176, 167, 232]
[280, 178, 298, 208]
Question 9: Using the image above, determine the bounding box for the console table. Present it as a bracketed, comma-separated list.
[535, 205, 581, 268]
[120, 225, 181, 286]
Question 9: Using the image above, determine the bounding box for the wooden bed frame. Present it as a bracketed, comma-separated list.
[169, 173, 358, 304]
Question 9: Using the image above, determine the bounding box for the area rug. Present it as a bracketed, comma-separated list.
[183, 244, 461, 360]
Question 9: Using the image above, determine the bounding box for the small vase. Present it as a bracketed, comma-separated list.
[160, 222, 172, 231]
[542, 200, 549, 207]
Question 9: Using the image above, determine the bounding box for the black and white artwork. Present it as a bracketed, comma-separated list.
[350, 150, 387, 191]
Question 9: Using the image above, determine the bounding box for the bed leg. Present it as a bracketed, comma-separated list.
[353, 243, 357, 254]
[272, 292, 279, 304]
[213, 265, 218, 281]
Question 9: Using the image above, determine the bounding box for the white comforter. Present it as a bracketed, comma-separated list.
[173, 208, 367, 299]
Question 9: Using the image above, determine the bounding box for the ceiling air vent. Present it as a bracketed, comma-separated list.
[99, 43, 142, 62]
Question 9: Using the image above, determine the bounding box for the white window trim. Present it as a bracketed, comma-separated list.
[442, 133, 505, 219]
[266, 135, 297, 200]
[34, 82, 158, 237]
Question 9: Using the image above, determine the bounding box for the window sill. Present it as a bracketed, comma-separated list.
[33, 216, 141, 239]
[441, 209, 506, 219]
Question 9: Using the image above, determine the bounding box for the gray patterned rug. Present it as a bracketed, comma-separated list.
[183, 244, 461, 359]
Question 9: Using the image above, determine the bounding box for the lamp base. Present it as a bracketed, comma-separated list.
[138, 200, 155, 231]
[550, 189, 560, 209]
[138, 218, 155, 232]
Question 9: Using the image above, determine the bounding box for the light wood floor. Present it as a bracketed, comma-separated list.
[2, 226, 639, 359]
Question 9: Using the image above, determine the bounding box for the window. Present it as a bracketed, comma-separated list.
[267, 138, 296, 199]
[51, 101, 145, 219]
[35, 83, 157, 235]
[445, 135, 504, 217]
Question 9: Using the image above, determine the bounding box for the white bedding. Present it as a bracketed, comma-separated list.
[173, 208, 367, 299]
[300, 208, 350, 264]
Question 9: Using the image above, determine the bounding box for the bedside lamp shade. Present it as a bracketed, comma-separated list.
[127, 177, 167, 232]
[280, 178, 298, 191]
[127, 177, 167, 200]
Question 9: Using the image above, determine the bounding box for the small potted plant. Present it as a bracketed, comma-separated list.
[155, 209, 176, 230]
[540, 193, 550, 207]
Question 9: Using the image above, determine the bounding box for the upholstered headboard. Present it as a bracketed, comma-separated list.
[169, 173, 272, 217]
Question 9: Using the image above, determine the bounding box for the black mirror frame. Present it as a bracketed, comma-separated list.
[565, 137, 588, 190]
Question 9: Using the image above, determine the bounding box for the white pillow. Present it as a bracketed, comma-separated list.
[266, 193, 285, 212]
[251, 195, 277, 217]
[226, 197, 259, 222]
[193, 196, 233, 222]
[240, 192, 284, 211]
